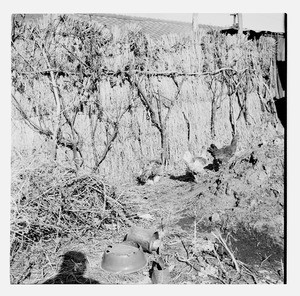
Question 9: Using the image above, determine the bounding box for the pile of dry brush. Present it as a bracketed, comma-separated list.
[11, 160, 132, 262]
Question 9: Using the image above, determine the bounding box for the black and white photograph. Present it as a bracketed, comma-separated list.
[8, 8, 288, 287]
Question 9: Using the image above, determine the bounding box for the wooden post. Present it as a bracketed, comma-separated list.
[230, 13, 238, 28]
[192, 13, 199, 33]
[192, 13, 201, 71]
[238, 13, 243, 34]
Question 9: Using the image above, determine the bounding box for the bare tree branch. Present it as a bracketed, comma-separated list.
[128, 75, 162, 132]
[164, 76, 186, 126]
[36, 41, 62, 160]
[93, 104, 132, 172]
[12, 94, 52, 137]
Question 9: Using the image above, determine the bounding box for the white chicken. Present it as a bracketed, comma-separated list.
[183, 150, 208, 182]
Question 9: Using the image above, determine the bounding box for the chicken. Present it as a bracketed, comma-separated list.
[137, 159, 163, 185]
[207, 133, 239, 164]
[183, 150, 208, 181]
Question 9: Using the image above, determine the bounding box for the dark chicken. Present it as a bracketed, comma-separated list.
[137, 159, 163, 185]
[207, 134, 239, 164]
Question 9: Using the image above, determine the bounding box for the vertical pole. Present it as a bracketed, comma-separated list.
[192, 13, 201, 71]
[238, 13, 243, 34]
[192, 13, 199, 33]
[230, 13, 237, 28]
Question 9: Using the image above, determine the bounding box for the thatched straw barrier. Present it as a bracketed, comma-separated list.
[12, 15, 282, 181]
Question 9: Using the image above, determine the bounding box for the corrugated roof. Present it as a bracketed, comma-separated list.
[78, 14, 190, 39]
[18, 13, 225, 39]
[80, 14, 226, 38]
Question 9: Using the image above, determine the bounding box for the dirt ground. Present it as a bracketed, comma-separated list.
[11, 132, 285, 285]
[17, 133, 282, 285]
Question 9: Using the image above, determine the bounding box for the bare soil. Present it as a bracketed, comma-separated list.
[11, 134, 285, 285]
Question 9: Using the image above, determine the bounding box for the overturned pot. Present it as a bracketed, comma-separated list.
[124, 226, 161, 253]
[150, 260, 171, 284]
[101, 241, 147, 274]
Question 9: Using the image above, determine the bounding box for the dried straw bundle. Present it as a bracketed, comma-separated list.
[11, 161, 131, 254]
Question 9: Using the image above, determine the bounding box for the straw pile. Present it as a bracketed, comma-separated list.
[11, 160, 131, 259]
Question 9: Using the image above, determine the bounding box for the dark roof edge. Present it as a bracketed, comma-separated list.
[221, 27, 285, 36]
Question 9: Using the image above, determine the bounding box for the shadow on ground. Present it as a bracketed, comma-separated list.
[43, 251, 99, 284]
[169, 172, 196, 182]
[169, 160, 220, 183]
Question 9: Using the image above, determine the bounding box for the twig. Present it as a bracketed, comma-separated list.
[128, 76, 162, 132]
[238, 260, 258, 284]
[259, 254, 272, 268]
[175, 252, 200, 272]
[212, 231, 240, 273]
[176, 235, 190, 259]
[93, 104, 132, 171]
[16, 262, 34, 284]
[213, 244, 227, 274]
[11, 94, 53, 137]
[60, 43, 92, 70]
[37, 41, 62, 160]
[128, 67, 250, 77]
[171, 265, 192, 282]
[163, 75, 187, 126]
[90, 185, 130, 224]
[11, 42, 36, 72]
